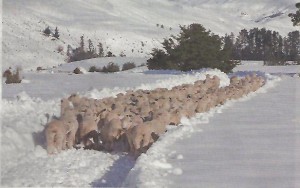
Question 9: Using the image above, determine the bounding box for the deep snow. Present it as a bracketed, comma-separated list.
[2, 60, 300, 187]
[2, 0, 300, 187]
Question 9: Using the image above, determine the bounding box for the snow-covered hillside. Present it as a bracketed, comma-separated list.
[2, 0, 298, 70]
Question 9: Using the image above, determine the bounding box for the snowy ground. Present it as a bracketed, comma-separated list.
[1, 59, 300, 187]
[2, 0, 300, 187]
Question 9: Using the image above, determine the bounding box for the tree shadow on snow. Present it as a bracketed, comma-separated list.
[90, 154, 136, 187]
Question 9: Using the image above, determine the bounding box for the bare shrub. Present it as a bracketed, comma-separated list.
[73, 67, 83, 74]
[43, 26, 51, 36]
[57, 45, 64, 53]
[3, 69, 12, 78]
[88, 66, 102, 72]
[122, 62, 136, 71]
[5, 68, 22, 84]
[36, 67, 45, 71]
[101, 62, 120, 73]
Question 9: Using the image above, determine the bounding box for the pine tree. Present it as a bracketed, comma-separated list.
[53, 27, 60, 39]
[97, 42, 104, 57]
[67, 45, 72, 57]
[80, 35, 85, 52]
[147, 23, 239, 73]
[287, 31, 300, 61]
[288, 3, 300, 26]
[223, 33, 235, 59]
[43, 26, 51, 36]
[106, 51, 115, 57]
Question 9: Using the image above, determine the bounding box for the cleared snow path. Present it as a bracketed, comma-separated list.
[160, 76, 300, 187]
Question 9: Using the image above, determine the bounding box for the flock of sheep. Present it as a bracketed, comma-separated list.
[45, 73, 265, 157]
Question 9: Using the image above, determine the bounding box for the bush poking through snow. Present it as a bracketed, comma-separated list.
[43, 26, 51, 36]
[102, 62, 120, 73]
[88, 66, 102, 72]
[53, 27, 60, 39]
[122, 62, 136, 71]
[5, 68, 22, 84]
[3, 69, 12, 78]
[106, 51, 115, 57]
[73, 67, 83, 74]
[56, 45, 64, 53]
[36, 67, 45, 71]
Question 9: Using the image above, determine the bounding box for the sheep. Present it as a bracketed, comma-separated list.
[111, 101, 126, 115]
[52, 73, 266, 155]
[100, 118, 124, 151]
[68, 94, 81, 108]
[121, 114, 143, 130]
[60, 98, 72, 116]
[195, 95, 212, 113]
[78, 109, 100, 149]
[204, 75, 221, 92]
[125, 123, 155, 157]
[45, 109, 78, 154]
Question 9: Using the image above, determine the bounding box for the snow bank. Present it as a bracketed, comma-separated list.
[83, 68, 230, 99]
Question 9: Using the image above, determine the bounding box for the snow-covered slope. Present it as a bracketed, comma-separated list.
[2, 0, 298, 70]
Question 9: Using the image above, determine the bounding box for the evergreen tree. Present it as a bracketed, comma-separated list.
[43, 26, 51, 36]
[53, 27, 60, 39]
[97, 42, 104, 57]
[288, 3, 300, 26]
[80, 35, 85, 52]
[67, 45, 72, 57]
[223, 33, 235, 59]
[106, 51, 115, 57]
[287, 31, 300, 62]
[147, 23, 239, 73]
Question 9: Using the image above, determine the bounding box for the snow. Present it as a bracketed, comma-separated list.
[2, 60, 299, 187]
[2, 0, 300, 187]
[2, 0, 298, 70]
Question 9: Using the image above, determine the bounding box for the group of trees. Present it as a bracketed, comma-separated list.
[289, 3, 300, 26]
[147, 3, 300, 71]
[43, 26, 60, 39]
[147, 24, 239, 73]
[223, 28, 300, 65]
[64, 3, 300, 72]
[67, 36, 115, 62]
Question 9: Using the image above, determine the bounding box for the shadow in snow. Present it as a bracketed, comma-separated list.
[90, 154, 136, 187]
[32, 130, 46, 150]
